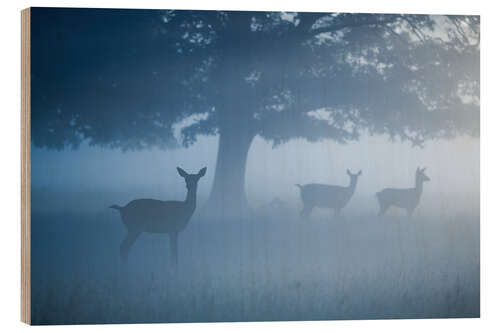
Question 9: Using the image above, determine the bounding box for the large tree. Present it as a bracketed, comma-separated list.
[31, 8, 479, 211]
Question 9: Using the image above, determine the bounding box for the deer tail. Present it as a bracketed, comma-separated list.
[109, 204, 123, 211]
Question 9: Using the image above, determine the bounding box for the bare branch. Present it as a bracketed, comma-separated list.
[401, 16, 427, 42]
[308, 15, 401, 37]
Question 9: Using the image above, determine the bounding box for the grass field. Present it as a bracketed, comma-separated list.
[30, 194, 479, 324]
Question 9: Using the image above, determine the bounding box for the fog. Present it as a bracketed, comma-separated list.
[30, 135, 479, 324]
[28, 8, 479, 325]
[32, 134, 478, 213]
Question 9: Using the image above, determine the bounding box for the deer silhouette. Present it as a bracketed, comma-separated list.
[376, 167, 430, 217]
[109, 166, 207, 265]
[296, 169, 362, 218]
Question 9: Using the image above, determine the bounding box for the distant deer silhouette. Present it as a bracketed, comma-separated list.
[296, 169, 362, 218]
[376, 167, 430, 217]
[109, 167, 207, 265]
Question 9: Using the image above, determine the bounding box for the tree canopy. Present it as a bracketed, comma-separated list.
[31, 9, 479, 150]
[30, 8, 480, 211]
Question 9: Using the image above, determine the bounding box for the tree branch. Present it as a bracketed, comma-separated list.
[307, 14, 401, 38]
[296, 12, 329, 32]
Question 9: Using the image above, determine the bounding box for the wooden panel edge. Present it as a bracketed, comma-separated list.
[21, 7, 31, 325]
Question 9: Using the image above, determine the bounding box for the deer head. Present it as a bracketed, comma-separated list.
[177, 167, 207, 191]
[346, 169, 362, 187]
[416, 167, 430, 184]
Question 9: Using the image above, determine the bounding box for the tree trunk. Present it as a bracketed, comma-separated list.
[205, 126, 255, 217]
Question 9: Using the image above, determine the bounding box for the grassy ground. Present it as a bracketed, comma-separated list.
[30, 200, 479, 324]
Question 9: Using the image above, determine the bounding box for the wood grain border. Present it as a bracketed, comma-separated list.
[21, 7, 31, 325]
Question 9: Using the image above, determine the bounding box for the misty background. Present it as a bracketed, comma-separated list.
[30, 133, 479, 324]
[32, 134, 478, 214]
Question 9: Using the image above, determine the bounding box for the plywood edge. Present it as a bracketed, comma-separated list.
[21, 7, 31, 325]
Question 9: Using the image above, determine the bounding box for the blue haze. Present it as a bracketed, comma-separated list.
[28, 8, 479, 324]
[31, 135, 479, 324]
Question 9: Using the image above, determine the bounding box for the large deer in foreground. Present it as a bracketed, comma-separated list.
[109, 167, 206, 265]
[376, 167, 430, 217]
[296, 169, 362, 218]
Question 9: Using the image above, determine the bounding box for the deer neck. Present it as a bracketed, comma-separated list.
[185, 186, 197, 209]
[348, 180, 357, 195]
[415, 180, 424, 197]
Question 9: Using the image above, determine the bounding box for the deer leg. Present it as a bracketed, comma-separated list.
[300, 204, 312, 219]
[378, 204, 389, 217]
[407, 207, 415, 217]
[169, 232, 179, 268]
[120, 230, 140, 263]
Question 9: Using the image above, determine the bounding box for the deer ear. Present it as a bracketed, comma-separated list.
[358, 170, 362, 176]
[347, 169, 352, 176]
[421, 167, 426, 172]
[198, 167, 207, 177]
[416, 167, 421, 172]
[177, 167, 188, 178]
